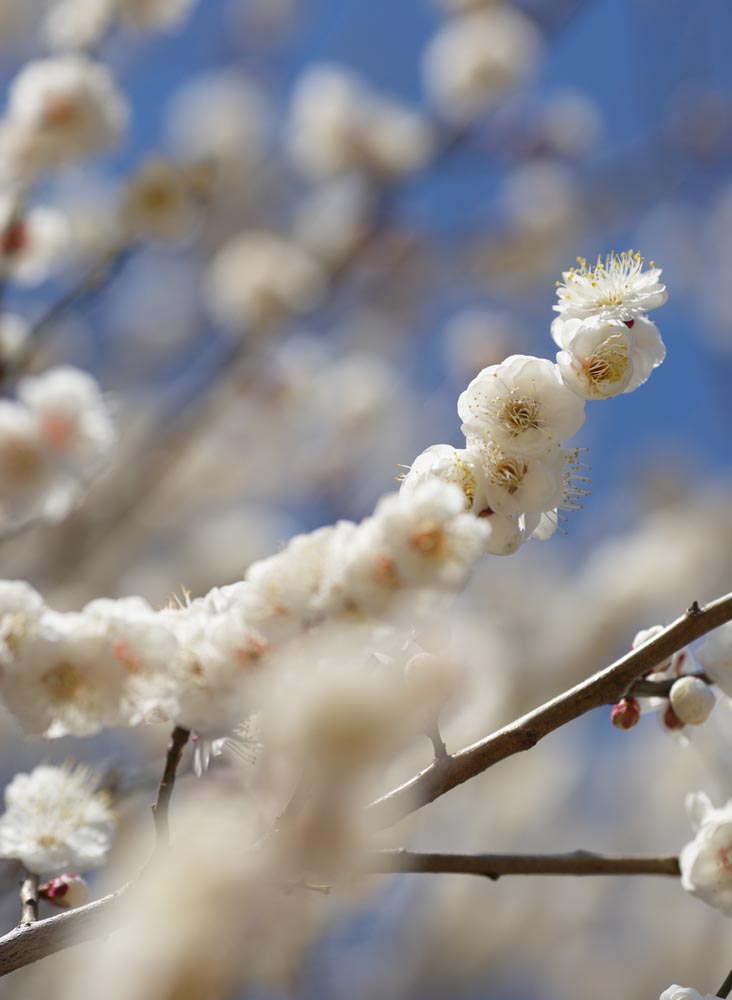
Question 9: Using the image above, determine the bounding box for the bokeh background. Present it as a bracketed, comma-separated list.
[2, 1, 732, 997]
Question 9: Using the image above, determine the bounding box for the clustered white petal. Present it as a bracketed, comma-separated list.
[0, 764, 114, 875]
[680, 792, 732, 916]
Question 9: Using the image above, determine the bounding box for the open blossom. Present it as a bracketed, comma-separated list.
[288, 64, 433, 180]
[477, 443, 566, 516]
[554, 250, 668, 322]
[696, 623, 732, 697]
[422, 8, 541, 123]
[122, 156, 197, 242]
[400, 443, 488, 513]
[680, 792, 732, 916]
[458, 355, 585, 456]
[0, 764, 114, 875]
[553, 315, 666, 400]
[205, 231, 326, 334]
[0, 198, 70, 285]
[0, 401, 55, 523]
[6, 56, 129, 171]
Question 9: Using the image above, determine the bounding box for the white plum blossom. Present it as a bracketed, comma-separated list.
[0, 198, 70, 284]
[659, 988, 716, 1000]
[422, 8, 542, 123]
[478, 443, 566, 516]
[680, 792, 732, 916]
[0, 401, 55, 523]
[400, 443, 488, 514]
[6, 56, 129, 171]
[696, 623, 732, 697]
[205, 231, 326, 334]
[0, 764, 114, 875]
[553, 314, 666, 400]
[458, 355, 586, 456]
[43, 0, 117, 51]
[288, 64, 433, 180]
[553, 250, 668, 322]
[122, 157, 196, 242]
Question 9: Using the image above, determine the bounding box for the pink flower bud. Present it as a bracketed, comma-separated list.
[610, 698, 640, 730]
[38, 874, 89, 909]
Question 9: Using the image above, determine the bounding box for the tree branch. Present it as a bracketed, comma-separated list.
[369, 849, 680, 880]
[718, 965, 732, 999]
[18, 872, 39, 926]
[151, 725, 190, 853]
[367, 594, 732, 829]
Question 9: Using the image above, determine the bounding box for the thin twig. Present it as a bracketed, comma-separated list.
[367, 593, 732, 829]
[718, 966, 732, 999]
[151, 725, 190, 852]
[18, 872, 39, 926]
[629, 671, 712, 698]
[370, 849, 680, 881]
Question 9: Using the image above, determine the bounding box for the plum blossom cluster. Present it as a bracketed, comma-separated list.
[401, 251, 667, 555]
[0, 366, 116, 532]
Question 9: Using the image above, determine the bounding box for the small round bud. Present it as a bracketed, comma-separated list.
[38, 874, 90, 909]
[610, 698, 640, 730]
[662, 704, 685, 731]
[669, 676, 716, 726]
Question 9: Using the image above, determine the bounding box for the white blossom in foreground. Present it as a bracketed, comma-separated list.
[0, 764, 114, 875]
[422, 8, 542, 123]
[288, 64, 433, 179]
[552, 315, 666, 399]
[659, 988, 716, 1000]
[696, 623, 732, 697]
[553, 250, 668, 322]
[122, 157, 196, 243]
[6, 56, 129, 172]
[458, 354, 585, 456]
[205, 231, 326, 334]
[680, 792, 732, 916]
[401, 443, 488, 514]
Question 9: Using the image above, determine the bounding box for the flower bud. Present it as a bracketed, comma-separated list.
[669, 676, 716, 726]
[404, 652, 460, 714]
[38, 873, 90, 909]
[610, 698, 640, 730]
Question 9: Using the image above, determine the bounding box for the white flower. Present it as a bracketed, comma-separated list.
[669, 676, 715, 725]
[458, 355, 585, 456]
[0, 581, 45, 661]
[373, 479, 489, 590]
[553, 315, 666, 400]
[660, 987, 716, 1000]
[43, 0, 117, 51]
[288, 64, 432, 179]
[478, 444, 565, 516]
[0, 315, 30, 374]
[122, 157, 196, 242]
[205, 231, 325, 334]
[0, 609, 134, 737]
[400, 443, 489, 514]
[117, 0, 197, 31]
[680, 792, 732, 916]
[18, 365, 116, 475]
[553, 250, 668, 322]
[0, 401, 54, 523]
[0, 198, 70, 285]
[422, 8, 541, 123]
[293, 176, 374, 266]
[696, 623, 732, 697]
[7, 56, 129, 171]
[0, 764, 114, 875]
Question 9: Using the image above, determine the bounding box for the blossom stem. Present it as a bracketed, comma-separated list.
[629, 671, 712, 698]
[717, 966, 732, 999]
[368, 592, 732, 829]
[369, 849, 680, 880]
[151, 726, 190, 852]
[18, 871, 39, 926]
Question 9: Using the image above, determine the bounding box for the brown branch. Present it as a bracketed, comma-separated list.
[18, 872, 39, 926]
[151, 725, 190, 852]
[367, 594, 732, 829]
[370, 848, 680, 880]
[718, 965, 732, 999]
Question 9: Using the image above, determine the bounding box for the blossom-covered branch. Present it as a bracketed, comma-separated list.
[368, 594, 732, 829]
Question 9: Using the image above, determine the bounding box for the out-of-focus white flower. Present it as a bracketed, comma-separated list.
[122, 156, 196, 242]
[458, 354, 585, 457]
[205, 231, 326, 334]
[0, 401, 54, 523]
[294, 176, 374, 266]
[43, 0, 116, 51]
[501, 159, 578, 235]
[401, 443, 487, 514]
[553, 250, 668, 322]
[288, 64, 433, 179]
[423, 8, 541, 123]
[669, 676, 715, 725]
[0, 198, 70, 284]
[553, 315, 666, 400]
[0, 580, 45, 661]
[116, 0, 197, 31]
[0, 763, 114, 875]
[539, 89, 603, 158]
[441, 307, 517, 382]
[0, 315, 30, 373]
[18, 365, 116, 475]
[374, 479, 489, 590]
[696, 623, 732, 697]
[680, 792, 732, 916]
[660, 987, 716, 1000]
[7, 56, 128, 172]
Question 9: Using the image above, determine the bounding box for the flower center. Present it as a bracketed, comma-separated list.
[497, 396, 542, 436]
[584, 335, 630, 388]
[409, 519, 446, 556]
[490, 457, 527, 496]
[42, 661, 84, 704]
